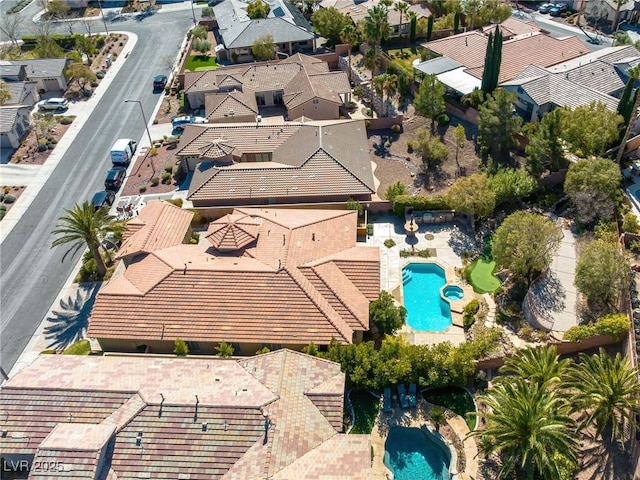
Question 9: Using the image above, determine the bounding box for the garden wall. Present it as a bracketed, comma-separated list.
[367, 116, 403, 130]
[475, 334, 621, 371]
[445, 102, 479, 125]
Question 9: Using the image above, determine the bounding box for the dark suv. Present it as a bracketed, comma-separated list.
[153, 74, 168, 92]
[91, 190, 116, 211]
[105, 167, 127, 191]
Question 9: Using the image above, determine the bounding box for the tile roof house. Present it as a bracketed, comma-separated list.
[501, 45, 639, 121]
[185, 53, 351, 121]
[87, 205, 380, 354]
[0, 105, 31, 149]
[2, 80, 39, 107]
[0, 351, 373, 479]
[1, 58, 71, 92]
[212, 0, 315, 63]
[178, 119, 375, 207]
[319, 0, 431, 36]
[420, 22, 587, 94]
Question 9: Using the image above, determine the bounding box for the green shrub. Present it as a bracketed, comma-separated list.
[0, 193, 4, 202]
[96, 71, 105, 79]
[462, 299, 480, 328]
[59, 116, 73, 125]
[174, 338, 189, 356]
[161, 172, 172, 183]
[63, 339, 91, 355]
[622, 212, 640, 234]
[40, 349, 57, 354]
[384, 239, 396, 248]
[436, 113, 450, 126]
[594, 313, 629, 341]
[90, 81, 99, 87]
[393, 194, 451, 216]
[3, 194, 16, 204]
[391, 124, 402, 134]
[386, 181, 407, 202]
[164, 165, 173, 173]
[564, 324, 596, 342]
[167, 198, 183, 208]
[95, 36, 106, 49]
[150, 177, 160, 186]
[367, 224, 373, 236]
[139, 185, 147, 193]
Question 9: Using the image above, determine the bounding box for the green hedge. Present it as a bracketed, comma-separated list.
[393, 194, 451, 216]
[564, 313, 630, 343]
[21, 33, 81, 49]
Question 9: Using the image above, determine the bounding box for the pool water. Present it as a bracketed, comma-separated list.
[402, 263, 452, 331]
[384, 426, 450, 480]
[443, 285, 464, 301]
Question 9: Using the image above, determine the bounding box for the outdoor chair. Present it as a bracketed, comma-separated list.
[397, 384, 409, 409]
[408, 383, 417, 408]
[383, 387, 392, 413]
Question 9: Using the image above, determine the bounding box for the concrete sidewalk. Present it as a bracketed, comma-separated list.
[0, 164, 42, 186]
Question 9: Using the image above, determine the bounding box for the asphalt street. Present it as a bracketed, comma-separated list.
[0, 10, 193, 372]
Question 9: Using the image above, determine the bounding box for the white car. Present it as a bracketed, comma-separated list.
[171, 115, 207, 131]
[38, 98, 69, 111]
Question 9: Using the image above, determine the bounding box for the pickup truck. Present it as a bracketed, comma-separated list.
[171, 115, 207, 131]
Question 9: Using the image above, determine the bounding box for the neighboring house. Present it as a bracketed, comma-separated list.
[480, 17, 540, 40]
[177, 119, 375, 206]
[581, 0, 635, 26]
[0, 106, 31, 148]
[1, 58, 71, 92]
[0, 351, 373, 479]
[2, 81, 40, 107]
[417, 26, 587, 95]
[87, 204, 380, 354]
[320, 0, 430, 36]
[501, 45, 639, 121]
[185, 53, 351, 121]
[213, 0, 315, 63]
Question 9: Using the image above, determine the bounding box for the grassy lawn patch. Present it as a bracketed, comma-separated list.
[350, 390, 379, 434]
[63, 339, 91, 355]
[185, 55, 218, 71]
[423, 386, 476, 430]
[468, 258, 501, 293]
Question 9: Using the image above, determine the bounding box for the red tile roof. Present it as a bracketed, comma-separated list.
[116, 200, 194, 260]
[425, 31, 588, 83]
[88, 207, 380, 346]
[1, 351, 371, 480]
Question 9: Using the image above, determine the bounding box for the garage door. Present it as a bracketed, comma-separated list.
[43, 78, 60, 92]
[1, 133, 14, 148]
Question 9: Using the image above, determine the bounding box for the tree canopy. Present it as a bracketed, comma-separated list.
[369, 291, 407, 336]
[525, 109, 566, 175]
[252, 34, 275, 61]
[564, 157, 621, 227]
[492, 211, 562, 285]
[480, 26, 502, 94]
[409, 128, 448, 169]
[311, 8, 351, 46]
[558, 102, 622, 156]
[447, 173, 495, 220]
[478, 88, 521, 158]
[246, 0, 270, 19]
[574, 239, 630, 310]
[487, 168, 536, 206]
[414, 74, 446, 133]
[65, 63, 97, 91]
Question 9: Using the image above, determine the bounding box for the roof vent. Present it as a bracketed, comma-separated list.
[1, 429, 7, 438]
[202, 422, 208, 432]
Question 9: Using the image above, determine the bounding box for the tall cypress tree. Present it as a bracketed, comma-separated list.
[618, 77, 635, 127]
[410, 15, 417, 43]
[427, 15, 434, 41]
[491, 27, 503, 92]
[481, 31, 494, 93]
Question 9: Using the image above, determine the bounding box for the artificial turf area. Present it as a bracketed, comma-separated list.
[185, 55, 218, 71]
[468, 258, 501, 293]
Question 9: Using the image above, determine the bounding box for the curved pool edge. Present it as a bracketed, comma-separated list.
[383, 425, 457, 480]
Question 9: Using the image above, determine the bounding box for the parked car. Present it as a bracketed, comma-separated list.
[153, 74, 168, 91]
[171, 115, 208, 131]
[91, 190, 116, 211]
[539, 3, 555, 13]
[38, 98, 69, 111]
[110, 138, 137, 166]
[549, 4, 568, 16]
[104, 167, 127, 191]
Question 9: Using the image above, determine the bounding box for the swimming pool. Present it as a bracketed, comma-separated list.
[402, 263, 452, 331]
[384, 426, 450, 480]
[443, 285, 464, 301]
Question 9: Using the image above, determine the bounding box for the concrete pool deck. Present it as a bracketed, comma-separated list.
[365, 215, 479, 346]
[370, 397, 478, 480]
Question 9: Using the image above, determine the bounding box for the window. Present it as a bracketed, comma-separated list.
[312, 99, 319, 104]
[186, 341, 201, 352]
[273, 91, 283, 105]
[16, 123, 24, 136]
[256, 94, 266, 106]
[231, 343, 241, 353]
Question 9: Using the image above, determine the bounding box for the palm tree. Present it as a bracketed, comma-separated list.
[473, 378, 578, 480]
[51, 201, 120, 278]
[497, 345, 570, 389]
[364, 49, 382, 108]
[430, 406, 445, 432]
[375, 73, 397, 117]
[563, 348, 640, 442]
[363, 5, 391, 51]
[394, 1, 409, 38]
[340, 24, 359, 83]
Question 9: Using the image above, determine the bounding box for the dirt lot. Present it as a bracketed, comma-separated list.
[10, 118, 74, 166]
[371, 114, 483, 199]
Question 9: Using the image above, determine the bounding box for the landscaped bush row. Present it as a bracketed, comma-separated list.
[564, 313, 630, 342]
[7, 0, 31, 14]
[320, 329, 501, 390]
[22, 33, 84, 50]
[392, 194, 451, 216]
